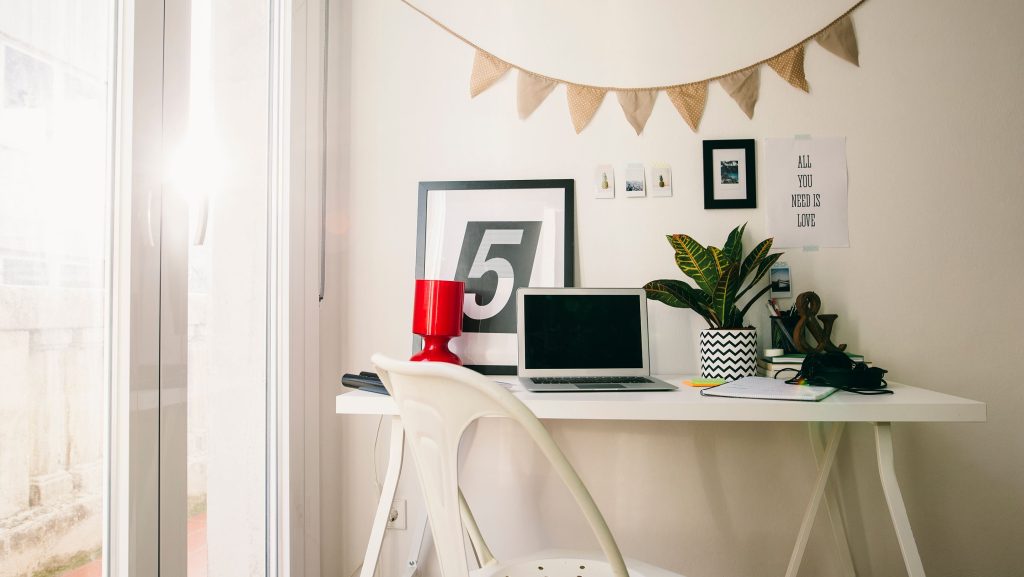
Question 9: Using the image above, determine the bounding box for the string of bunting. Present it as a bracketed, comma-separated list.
[401, 0, 866, 134]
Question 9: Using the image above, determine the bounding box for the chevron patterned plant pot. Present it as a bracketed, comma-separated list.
[699, 328, 757, 381]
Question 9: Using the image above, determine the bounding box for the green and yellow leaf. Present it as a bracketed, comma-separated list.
[667, 234, 719, 294]
[644, 280, 716, 326]
[722, 224, 746, 263]
[709, 246, 729, 276]
[740, 237, 774, 280]
[712, 264, 740, 328]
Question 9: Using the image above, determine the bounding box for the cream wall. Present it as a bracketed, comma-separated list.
[322, 1, 1024, 576]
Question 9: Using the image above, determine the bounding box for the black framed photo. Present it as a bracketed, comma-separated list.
[416, 180, 575, 374]
[703, 139, 757, 209]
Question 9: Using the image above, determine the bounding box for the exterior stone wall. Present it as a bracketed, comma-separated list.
[0, 285, 210, 577]
[0, 287, 104, 576]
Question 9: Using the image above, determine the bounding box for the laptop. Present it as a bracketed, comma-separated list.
[516, 287, 678, 392]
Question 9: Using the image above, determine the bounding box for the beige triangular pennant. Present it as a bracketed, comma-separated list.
[816, 14, 859, 66]
[517, 72, 558, 119]
[767, 45, 810, 92]
[566, 85, 606, 134]
[666, 83, 708, 132]
[469, 50, 511, 98]
[616, 90, 657, 135]
[719, 68, 760, 119]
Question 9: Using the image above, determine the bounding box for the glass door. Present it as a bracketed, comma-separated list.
[0, 2, 116, 576]
[0, 0, 286, 575]
[175, 0, 272, 575]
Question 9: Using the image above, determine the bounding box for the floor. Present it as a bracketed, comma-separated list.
[60, 513, 208, 577]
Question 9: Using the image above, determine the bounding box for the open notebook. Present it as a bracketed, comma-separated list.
[700, 376, 837, 401]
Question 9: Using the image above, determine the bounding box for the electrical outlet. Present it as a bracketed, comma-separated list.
[387, 499, 406, 530]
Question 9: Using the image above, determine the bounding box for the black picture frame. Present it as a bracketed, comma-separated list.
[415, 180, 575, 375]
[703, 139, 757, 209]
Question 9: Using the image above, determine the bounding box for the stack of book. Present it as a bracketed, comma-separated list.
[756, 352, 868, 378]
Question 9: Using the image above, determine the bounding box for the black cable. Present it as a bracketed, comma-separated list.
[773, 367, 894, 395]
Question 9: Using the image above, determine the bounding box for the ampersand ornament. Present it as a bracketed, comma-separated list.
[793, 291, 847, 353]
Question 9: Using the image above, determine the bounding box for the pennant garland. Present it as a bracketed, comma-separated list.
[666, 83, 708, 132]
[469, 51, 511, 97]
[617, 91, 658, 135]
[816, 14, 860, 65]
[767, 44, 810, 92]
[566, 85, 607, 134]
[517, 72, 557, 119]
[402, 0, 868, 134]
[719, 68, 761, 120]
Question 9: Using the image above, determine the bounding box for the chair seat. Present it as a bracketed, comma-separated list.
[472, 550, 685, 577]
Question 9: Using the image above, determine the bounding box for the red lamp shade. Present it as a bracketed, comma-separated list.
[410, 279, 464, 364]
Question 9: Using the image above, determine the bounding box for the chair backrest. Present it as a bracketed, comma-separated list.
[371, 354, 629, 577]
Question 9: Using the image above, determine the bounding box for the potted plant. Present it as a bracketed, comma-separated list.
[643, 224, 782, 380]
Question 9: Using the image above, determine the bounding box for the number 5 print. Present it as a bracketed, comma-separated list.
[454, 221, 541, 334]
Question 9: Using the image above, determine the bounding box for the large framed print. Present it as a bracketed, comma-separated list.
[416, 180, 575, 375]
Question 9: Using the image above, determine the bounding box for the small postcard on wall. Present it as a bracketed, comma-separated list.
[764, 137, 850, 248]
[650, 164, 672, 197]
[594, 165, 615, 199]
[624, 163, 646, 198]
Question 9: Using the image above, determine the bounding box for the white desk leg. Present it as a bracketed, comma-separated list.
[786, 421, 845, 577]
[875, 422, 926, 577]
[809, 423, 857, 577]
[402, 514, 432, 577]
[360, 417, 406, 577]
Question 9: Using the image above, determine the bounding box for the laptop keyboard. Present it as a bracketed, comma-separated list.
[531, 376, 654, 385]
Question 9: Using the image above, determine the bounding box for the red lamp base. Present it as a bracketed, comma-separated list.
[410, 335, 462, 365]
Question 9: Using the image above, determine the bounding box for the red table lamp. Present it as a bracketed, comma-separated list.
[410, 279, 464, 365]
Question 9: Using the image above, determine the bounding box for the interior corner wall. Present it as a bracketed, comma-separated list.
[322, 1, 1024, 576]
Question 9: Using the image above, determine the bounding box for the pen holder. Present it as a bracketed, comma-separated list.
[771, 315, 800, 354]
[411, 279, 464, 365]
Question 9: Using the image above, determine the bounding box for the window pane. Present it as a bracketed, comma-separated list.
[0, 2, 114, 577]
[182, 0, 269, 575]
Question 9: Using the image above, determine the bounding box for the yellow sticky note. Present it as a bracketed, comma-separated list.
[684, 378, 725, 387]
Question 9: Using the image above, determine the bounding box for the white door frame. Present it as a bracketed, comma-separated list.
[106, 0, 168, 574]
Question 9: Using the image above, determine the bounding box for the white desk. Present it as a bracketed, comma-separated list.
[337, 378, 985, 577]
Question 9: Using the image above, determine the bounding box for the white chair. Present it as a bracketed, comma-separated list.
[371, 354, 688, 577]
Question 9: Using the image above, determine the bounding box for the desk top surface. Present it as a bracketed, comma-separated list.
[336, 376, 986, 423]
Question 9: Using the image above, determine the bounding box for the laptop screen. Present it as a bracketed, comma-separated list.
[519, 289, 648, 373]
